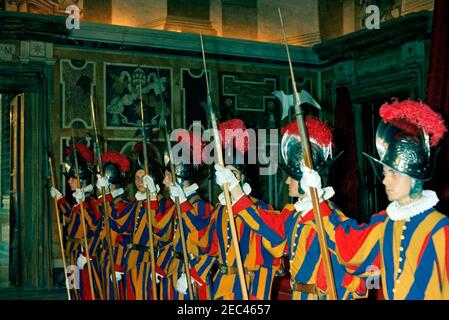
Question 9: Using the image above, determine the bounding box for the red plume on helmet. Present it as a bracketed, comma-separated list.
[218, 119, 249, 154]
[65, 142, 94, 164]
[102, 151, 131, 174]
[379, 99, 447, 147]
[281, 116, 334, 148]
[362, 99, 448, 182]
[64, 142, 94, 180]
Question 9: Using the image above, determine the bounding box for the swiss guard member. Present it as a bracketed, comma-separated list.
[196, 118, 283, 300]
[224, 117, 367, 300]
[50, 141, 103, 300]
[106, 142, 168, 300]
[95, 151, 131, 300]
[303, 99, 449, 300]
[157, 131, 213, 300]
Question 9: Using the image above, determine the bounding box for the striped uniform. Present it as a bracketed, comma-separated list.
[97, 191, 129, 300]
[156, 191, 213, 300]
[195, 194, 282, 300]
[231, 196, 366, 300]
[325, 203, 449, 299]
[57, 192, 104, 300]
[108, 194, 174, 300]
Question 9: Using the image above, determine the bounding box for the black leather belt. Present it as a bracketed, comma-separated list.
[128, 243, 154, 253]
[291, 280, 319, 295]
[218, 264, 255, 277]
[172, 251, 199, 262]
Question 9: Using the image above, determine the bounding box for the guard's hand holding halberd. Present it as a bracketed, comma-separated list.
[76, 254, 88, 270]
[300, 162, 324, 198]
[50, 187, 63, 200]
[96, 174, 110, 191]
[110, 271, 124, 283]
[150, 269, 165, 284]
[143, 175, 160, 194]
[169, 184, 187, 204]
[214, 164, 239, 191]
[176, 273, 188, 295]
[73, 188, 85, 204]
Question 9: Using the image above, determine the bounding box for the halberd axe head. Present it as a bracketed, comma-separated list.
[273, 89, 321, 120]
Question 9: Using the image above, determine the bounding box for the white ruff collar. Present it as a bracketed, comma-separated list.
[294, 187, 335, 216]
[386, 190, 439, 221]
[135, 191, 147, 201]
[218, 183, 252, 205]
[82, 184, 93, 194]
[112, 188, 124, 199]
[183, 183, 199, 197]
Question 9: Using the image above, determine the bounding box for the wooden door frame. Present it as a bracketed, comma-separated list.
[0, 62, 54, 289]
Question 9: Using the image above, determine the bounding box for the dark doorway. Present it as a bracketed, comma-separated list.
[360, 101, 389, 221]
[0, 92, 22, 288]
[0, 66, 53, 291]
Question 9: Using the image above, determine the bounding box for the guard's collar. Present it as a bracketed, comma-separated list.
[184, 183, 199, 197]
[294, 186, 335, 216]
[81, 184, 93, 194]
[112, 188, 124, 199]
[218, 183, 252, 206]
[386, 190, 438, 221]
[135, 191, 146, 201]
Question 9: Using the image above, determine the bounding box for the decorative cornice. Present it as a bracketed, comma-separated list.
[0, 11, 322, 67]
[313, 11, 432, 63]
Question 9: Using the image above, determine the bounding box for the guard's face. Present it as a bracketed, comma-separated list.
[163, 170, 172, 187]
[68, 177, 78, 191]
[382, 166, 413, 204]
[226, 165, 242, 181]
[286, 176, 301, 197]
[134, 169, 146, 193]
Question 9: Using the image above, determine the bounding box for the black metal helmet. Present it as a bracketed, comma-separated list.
[164, 131, 204, 185]
[102, 151, 131, 185]
[364, 99, 447, 182]
[279, 117, 340, 182]
[63, 142, 94, 183]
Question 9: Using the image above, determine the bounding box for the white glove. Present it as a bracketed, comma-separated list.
[110, 271, 124, 283]
[214, 164, 240, 190]
[150, 270, 164, 284]
[50, 187, 63, 200]
[96, 174, 110, 191]
[300, 163, 323, 197]
[76, 254, 88, 270]
[169, 184, 187, 203]
[143, 175, 159, 194]
[72, 188, 85, 204]
[176, 273, 188, 295]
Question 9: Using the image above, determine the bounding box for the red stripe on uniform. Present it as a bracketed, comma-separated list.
[417, 233, 431, 266]
[305, 228, 316, 251]
[335, 221, 382, 263]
